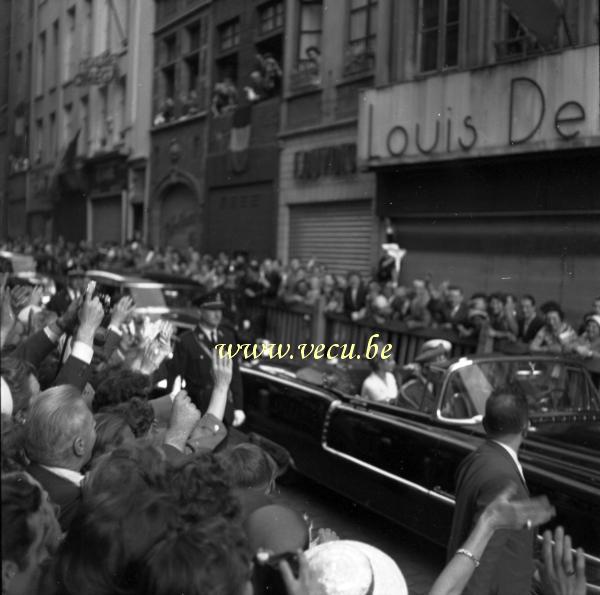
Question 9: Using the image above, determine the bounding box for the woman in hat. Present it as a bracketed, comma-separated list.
[571, 314, 600, 360]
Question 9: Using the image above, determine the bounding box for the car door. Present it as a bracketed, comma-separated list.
[241, 367, 335, 482]
[321, 397, 455, 544]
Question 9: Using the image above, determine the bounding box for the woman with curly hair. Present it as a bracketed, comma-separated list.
[2, 471, 62, 595]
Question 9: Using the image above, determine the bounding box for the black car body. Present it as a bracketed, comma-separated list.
[137, 270, 205, 309]
[84, 270, 200, 332]
[240, 354, 600, 590]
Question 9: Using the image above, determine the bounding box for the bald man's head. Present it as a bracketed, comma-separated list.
[25, 385, 96, 470]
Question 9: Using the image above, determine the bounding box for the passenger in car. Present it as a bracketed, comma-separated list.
[399, 339, 452, 411]
[360, 349, 398, 404]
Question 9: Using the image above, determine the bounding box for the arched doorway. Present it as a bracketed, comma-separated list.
[159, 183, 202, 249]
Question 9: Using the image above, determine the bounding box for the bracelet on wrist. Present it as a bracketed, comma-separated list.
[456, 548, 480, 568]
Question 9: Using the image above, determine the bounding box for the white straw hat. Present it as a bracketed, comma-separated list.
[306, 540, 408, 595]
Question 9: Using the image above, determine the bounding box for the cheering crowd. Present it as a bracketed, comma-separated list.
[0, 235, 595, 595]
[3, 236, 599, 360]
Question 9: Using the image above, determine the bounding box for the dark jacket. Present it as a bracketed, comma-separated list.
[447, 440, 534, 595]
[46, 289, 75, 316]
[13, 328, 94, 391]
[160, 326, 244, 424]
[27, 463, 81, 531]
[440, 302, 470, 328]
[343, 286, 367, 316]
[518, 315, 545, 344]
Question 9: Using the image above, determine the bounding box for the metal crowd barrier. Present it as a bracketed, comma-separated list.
[246, 299, 599, 388]
[324, 312, 477, 367]
[249, 299, 477, 366]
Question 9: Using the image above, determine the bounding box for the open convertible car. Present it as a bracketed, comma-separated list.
[240, 354, 600, 590]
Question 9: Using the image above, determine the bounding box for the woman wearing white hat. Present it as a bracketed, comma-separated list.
[572, 314, 600, 360]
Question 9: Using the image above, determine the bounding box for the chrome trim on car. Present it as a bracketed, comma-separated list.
[85, 270, 127, 282]
[321, 401, 455, 505]
[242, 366, 338, 402]
[321, 441, 456, 505]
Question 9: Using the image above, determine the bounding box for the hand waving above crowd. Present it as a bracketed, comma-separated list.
[110, 295, 135, 328]
[76, 284, 105, 345]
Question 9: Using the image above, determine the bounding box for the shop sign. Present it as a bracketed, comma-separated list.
[74, 51, 119, 87]
[358, 46, 600, 167]
[294, 143, 357, 180]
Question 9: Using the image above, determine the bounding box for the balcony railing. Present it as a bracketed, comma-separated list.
[342, 50, 375, 77]
[494, 34, 545, 62]
[289, 60, 321, 92]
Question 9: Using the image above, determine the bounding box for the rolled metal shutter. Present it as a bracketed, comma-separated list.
[92, 196, 121, 244]
[289, 200, 373, 276]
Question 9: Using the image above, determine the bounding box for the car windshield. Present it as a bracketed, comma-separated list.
[161, 286, 202, 308]
[0, 253, 36, 273]
[440, 359, 600, 420]
[128, 285, 167, 308]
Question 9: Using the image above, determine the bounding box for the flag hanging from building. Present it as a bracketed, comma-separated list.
[49, 130, 81, 201]
[229, 104, 252, 173]
[502, 0, 562, 48]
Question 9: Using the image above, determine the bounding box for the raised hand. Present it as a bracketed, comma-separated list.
[539, 527, 586, 595]
[28, 285, 44, 307]
[136, 326, 174, 375]
[0, 285, 16, 348]
[164, 390, 202, 452]
[76, 284, 105, 343]
[314, 527, 339, 545]
[212, 351, 233, 390]
[110, 295, 135, 327]
[279, 551, 315, 595]
[57, 295, 82, 334]
[481, 483, 555, 531]
[10, 285, 31, 311]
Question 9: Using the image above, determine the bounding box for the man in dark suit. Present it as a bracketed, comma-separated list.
[343, 272, 367, 320]
[447, 386, 534, 595]
[162, 290, 245, 427]
[440, 285, 470, 331]
[518, 294, 545, 345]
[25, 385, 97, 531]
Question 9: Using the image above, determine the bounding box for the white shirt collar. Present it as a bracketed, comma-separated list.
[492, 440, 525, 484]
[39, 465, 85, 487]
[198, 324, 217, 339]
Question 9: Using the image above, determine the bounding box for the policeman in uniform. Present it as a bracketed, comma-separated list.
[164, 290, 245, 427]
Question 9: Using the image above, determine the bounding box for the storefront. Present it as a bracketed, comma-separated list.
[86, 153, 128, 244]
[357, 46, 600, 318]
[278, 126, 377, 275]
